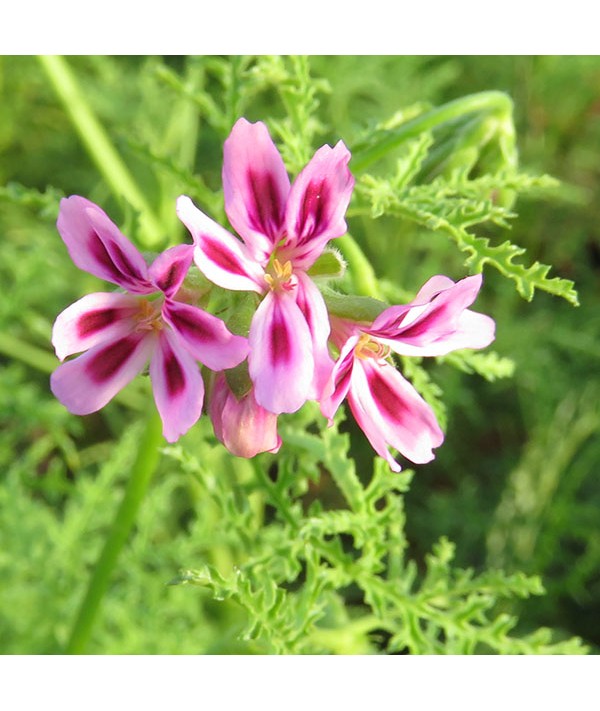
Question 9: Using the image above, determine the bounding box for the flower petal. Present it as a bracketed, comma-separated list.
[162, 299, 249, 371]
[319, 335, 359, 423]
[370, 274, 495, 356]
[248, 291, 313, 414]
[209, 373, 281, 458]
[223, 118, 290, 261]
[52, 292, 140, 361]
[149, 330, 205, 442]
[349, 359, 444, 470]
[283, 141, 354, 268]
[50, 333, 154, 415]
[148, 244, 194, 297]
[57, 196, 152, 293]
[295, 272, 334, 400]
[176, 195, 265, 293]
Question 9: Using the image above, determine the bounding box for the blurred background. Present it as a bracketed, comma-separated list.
[0, 56, 598, 653]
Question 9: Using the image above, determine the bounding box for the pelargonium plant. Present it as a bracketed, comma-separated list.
[51, 118, 494, 473]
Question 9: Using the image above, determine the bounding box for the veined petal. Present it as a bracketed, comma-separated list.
[149, 330, 205, 443]
[162, 299, 249, 371]
[209, 373, 281, 458]
[283, 141, 354, 268]
[248, 291, 313, 414]
[176, 195, 265, 293]
[349, 359, 444, 470]
[52, 292, 139, 361]
[320, 335, 359, 423]
[148, 244, 194, 297]
[50, 332, 154, 415]
[223, 118, 290, 261]
[370, 274, 495, 356]
[57, 196, 152, 293]
[295, 272, 334, 400]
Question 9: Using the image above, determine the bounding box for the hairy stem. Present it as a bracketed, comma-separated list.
[38, 55, 164, 247]
[65, 410, 163, 653]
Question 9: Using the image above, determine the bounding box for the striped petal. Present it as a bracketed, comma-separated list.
[50, 332, 155, 415]
[162, 299, 249, 371]
[349, 359, 444, 471]
[148, 244, 194, 297]
[223, 118, 290, 261]
[176, 195, 266, 293]
[57, 196, 152, 293]
[149, 330, 205, 442]
[248, 291, 313, 414]
[320, 335, 359, 423]
[52, 292, 139, 361]
[295, 272, 334, 400]
[283, 141, 354, 268]
[370, 274, 495, 357]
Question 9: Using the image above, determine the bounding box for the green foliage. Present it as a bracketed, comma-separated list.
[1, 55, 598, 655]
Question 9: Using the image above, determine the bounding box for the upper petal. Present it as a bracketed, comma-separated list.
[57, 196, 152, 293]
[223, 118, 290, 261]
[319, 334, 359, 423]
[176, 195, 266, 293]
[283, 140, 354, 268]
[349, 359, 444, 470]
[149, 330, 205, 443]
[370, 274, 495, 357]
[248, 291, 314, 414]
[52, 291, 139, 361]
[50, 332, 154, 415]
[162, 299, 249, 371]
[148, 244, 194, 297]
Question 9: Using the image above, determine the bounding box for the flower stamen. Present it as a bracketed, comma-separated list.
[355, 333, 391, 361]
[264, 259, 295, 292]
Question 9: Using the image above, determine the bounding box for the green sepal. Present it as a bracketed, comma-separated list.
[225, 360, 253, 400]
[322, 288, 388, 324]
[307, 248, 346, 279]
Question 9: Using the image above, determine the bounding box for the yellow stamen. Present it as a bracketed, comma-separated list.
[355, 333, 390, 361]
[135, 298, 164, 332]
[265, 259, 294, 291]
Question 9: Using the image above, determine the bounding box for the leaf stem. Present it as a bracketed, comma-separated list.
[38, 55, 164, 247]
[64, 410, 163, 653]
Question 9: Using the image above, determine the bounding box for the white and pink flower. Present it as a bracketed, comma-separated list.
[321, 275, 496, 471]
[50, 196, 248, 442]
[176, 118, 354, 415]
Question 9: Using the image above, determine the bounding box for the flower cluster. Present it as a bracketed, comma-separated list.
[51, 118, 495, 470]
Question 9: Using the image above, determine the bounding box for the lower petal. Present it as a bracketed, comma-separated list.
[349, 359, 444, 470]
[248, 291, 314, 414]
[162, 300, 249, 371]
[50, 333, 154, 415]
[149, 330, 205, 442]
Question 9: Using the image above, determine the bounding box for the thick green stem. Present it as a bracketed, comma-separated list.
[65, 410, 163, 654]
[38, 55, 164, 247]
[336, 234, 383, 299]
[351, 91, 515, 173]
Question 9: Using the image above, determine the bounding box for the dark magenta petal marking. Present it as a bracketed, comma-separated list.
[247, 170, 283, 238]
[366, 366, 406, 425]
[270, 317, 291, 365]
[203, 237, 249, 277]
[77, 308, 119, 338]
[296, 179, 328, 241]
[89, 231, 127, 282]
[89, 229, 146, 286]
[164, 352, 186, 397]
[86, 336, 140, 383]
[169, 307, 213, 343]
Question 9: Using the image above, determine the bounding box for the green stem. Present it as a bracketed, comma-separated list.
[38, 55, 164, 247]
[336, 233, 382, 299]
[64, 410, 163, 654]
[351, 91, 514, 173]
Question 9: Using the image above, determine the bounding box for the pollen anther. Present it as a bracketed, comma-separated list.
[355, 333, 391, 361]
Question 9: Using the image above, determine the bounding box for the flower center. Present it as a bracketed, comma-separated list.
[134, 298, 164, 332]
[264, 259, 296, 293]
[355, 333, 390, 361]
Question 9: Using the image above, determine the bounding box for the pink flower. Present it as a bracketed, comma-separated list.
[209, 373, 281, 458]
[321, 275, 496, 472]
[50, 196, 248, 442]
[176, 118, 354, 415]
